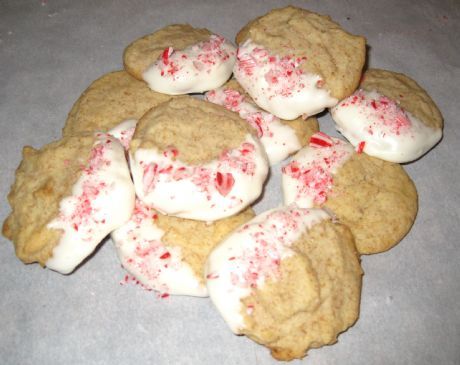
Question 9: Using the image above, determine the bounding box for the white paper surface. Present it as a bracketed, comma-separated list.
[0, 1, 459, 364]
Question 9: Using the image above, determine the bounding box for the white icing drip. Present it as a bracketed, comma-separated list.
[233, 39, 337, 120]
[143, 35, 236, 95]
[130, 134, 269, 221]
[331, 89, 442, 163]
[111, 199, 208, 297]
[281, 133, 354, 208]
[206, 87, 301, 165]
[46, 134, 135, 274]
[205, 206, 330, 333]
[108, 119, 137, 150]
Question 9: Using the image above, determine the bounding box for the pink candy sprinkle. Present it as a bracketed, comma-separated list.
[283, 133, 351, 205]
[141, 142, 256, 204]
[246, 113, 264, 138]
[142, 163, 157, 194]
[159, 252, 171, 260]
[236, 47, 256, 76]
[235, 43, 308, 98]
[163, 146, 179, 159]
[117, 127, 136, 150]
[157, 35, 232, 79]
[214, 172, 235, 197]
[57, 138, 115, 235]
[309, 132, 333, 148]
[206, 88, 276, 139]
[339, 90, 412, 136]
[206, 272, 219, 280]
[162, 47, 173, 65]
[228, 208, 311, 290]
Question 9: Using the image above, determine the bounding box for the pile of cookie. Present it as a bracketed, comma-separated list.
[2, 6, 443, 361]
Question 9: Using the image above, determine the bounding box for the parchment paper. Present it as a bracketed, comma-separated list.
[1, 1, 459, 364]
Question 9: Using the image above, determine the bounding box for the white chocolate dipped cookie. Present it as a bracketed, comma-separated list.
[205, 79, 319, 165]
[331, 69, 443, 163]
[123, 24, 236, 95]
[281, 132, 418, 254]
[3, 133, 135, 274]
[205, 205, 362, 361]
[112, 199, 254, 297]
[129, 96, 269, 221]
[234, 6, 366, 120]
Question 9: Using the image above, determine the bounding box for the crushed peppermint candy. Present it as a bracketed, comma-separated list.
[206, 88, 275, 139]
[309, 132, 333, 148]
[357, 141, 366, 154]
[282, 133, 353, 206]
[337, 89, 412, 137]
[215, 172, 235, 196]
[235, 43, 308, 98]
[117, 126, 136, 150]
[155, 35, 234, 79]
[224, 207, 314, 290]
[57, 137, 113, 236]
[115, 200, 187, 296]
[206, 87, 302, 165]
[233, 40, 337, 120]
[141, 142, 256, 200]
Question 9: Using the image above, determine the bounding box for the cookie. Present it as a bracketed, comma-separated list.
[129, 96, 269, 221]
[234, 6, 366, 119]
[62, 70, 171, 136]
[206, 205, 362, 360]
[123, 24, 236, 94]
[205, 79, 319, 165]
[112, 199, 254, 297]
[331, 68, 443, 162]
[3, 133, 135, 274]
[282, 132, 418, 254]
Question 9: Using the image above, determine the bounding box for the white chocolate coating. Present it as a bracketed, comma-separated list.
[206, 87, 301, 165]
[129, 134, 269, 221]
[108, 119, 137, 150]
[111, 199, 208, 297]
[143, 35, 236, 95]
[46, 134, 135, 274]
[205, 206, 330, 333]
[233, 40, 337, 120]
[331, 89, 442, 163]
[282, 133, 354, 208]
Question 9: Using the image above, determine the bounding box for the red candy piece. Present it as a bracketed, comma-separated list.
[162, 47, 173, 65]
[236, 48, 256, 76]
[160, 252, 171, 260]
[309, 132, 333, 148]
[206, 272, 219, 280]
[214, 172, 235, 196]
[143, 163, 157, 193]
